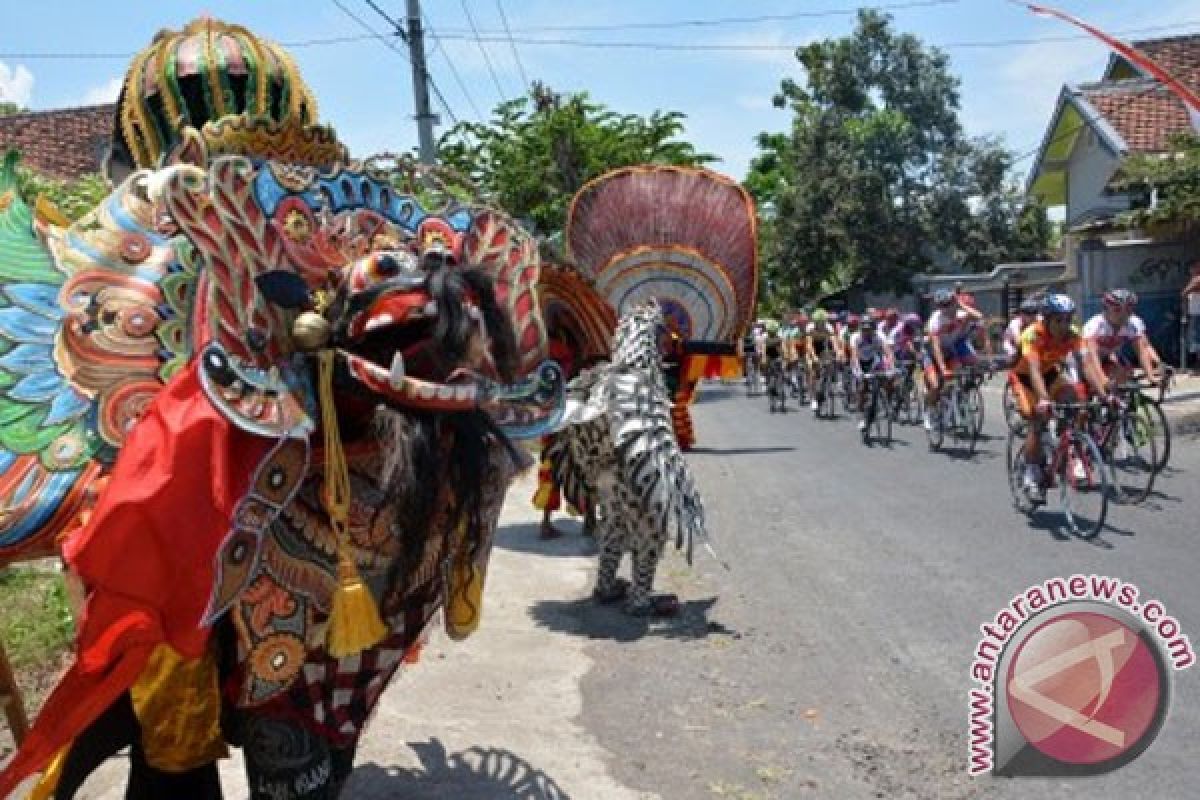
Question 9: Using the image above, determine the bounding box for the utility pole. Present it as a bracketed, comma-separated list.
[405, 0, 438, 164]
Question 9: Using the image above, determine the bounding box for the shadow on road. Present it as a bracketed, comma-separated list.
[529, 595, 739, 643]
[494, 522, 599, 558]
[687, 446, 796, 456]
[347, 738, 568, 799]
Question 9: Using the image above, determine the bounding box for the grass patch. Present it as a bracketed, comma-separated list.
[0, 566, 74, 670]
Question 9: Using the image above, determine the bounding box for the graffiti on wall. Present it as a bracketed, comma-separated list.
[1128, 256, 1189, 288]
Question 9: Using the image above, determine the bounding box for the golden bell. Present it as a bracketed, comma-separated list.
[292, 312, 331, 351]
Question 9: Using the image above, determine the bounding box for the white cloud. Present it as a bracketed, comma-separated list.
[82, 76, 122, 105]
[0, 61, 34, 107]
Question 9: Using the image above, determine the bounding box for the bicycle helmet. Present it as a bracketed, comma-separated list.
[1043, 293, 1075, 315]
[812, 309, 828, 324]
[932, 288, 955, 307]
[1102, 288, 1138, 311]
[846, 314, 861, 328]
[1018, 297, 1040, 315]
[884, 308, 899, 324]
[765, 320, 780, 335]
[902, 312, 922, 331]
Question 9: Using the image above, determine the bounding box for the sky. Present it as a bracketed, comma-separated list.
[1, 0, 1197, 184]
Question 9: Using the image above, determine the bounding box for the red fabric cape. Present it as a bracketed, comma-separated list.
[0, 361, 277, 797]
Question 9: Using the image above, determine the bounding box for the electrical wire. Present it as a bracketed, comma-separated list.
[347, 0, 461, 126]
[459, 0, 508, 103]
[495, 0, 530, 89]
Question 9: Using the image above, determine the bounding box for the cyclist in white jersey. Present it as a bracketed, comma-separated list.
[1081, 288, 1163, 387]
[850, 318, 894, 430]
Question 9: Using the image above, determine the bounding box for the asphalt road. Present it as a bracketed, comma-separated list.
[561, 379, 1200, 800]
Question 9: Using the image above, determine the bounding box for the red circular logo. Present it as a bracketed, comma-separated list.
[1005, 612, 1163, 765]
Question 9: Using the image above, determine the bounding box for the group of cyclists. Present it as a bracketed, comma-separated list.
[737, 286, 1169, 500]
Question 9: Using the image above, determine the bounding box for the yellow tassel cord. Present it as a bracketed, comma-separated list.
[27, 747, 67, 800]
[444, 519, 486, 642]
[318, 350, 388, 658]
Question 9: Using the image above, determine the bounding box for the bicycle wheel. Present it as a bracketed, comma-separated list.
[1002, 380, 1023, 434]
[1138, 397, 1170, 472]
[1059, 432, 1109, 539]
[926, 397, 946, 450]
[1105, 411, 1158, 504]
[817, 370, 833, 418]
[1007, 430, 1036, 514]
[964, 386, 984, 454]
[904, 375, 922, 426]
[878, 385, 893, 443]
[843, 371, 859, 413]
[861, 387, 874, 444]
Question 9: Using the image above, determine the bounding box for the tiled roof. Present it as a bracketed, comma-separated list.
[1128, 34, 1200, 94]
[1079, 80, 1192, 154]
[0, 104, 114, 180]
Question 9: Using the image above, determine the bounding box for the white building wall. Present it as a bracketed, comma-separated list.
[1065, 128, 1130, 226]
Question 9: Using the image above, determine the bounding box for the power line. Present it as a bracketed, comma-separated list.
[459, 0, 508, 103]
[423, 8, 486, 120]
[440, 0, 960, 33]
[495, 0, 530, 90]
[415, 22, 1200, 52]
[342, 0, 460, 127]
[1, 18, 1196, 60]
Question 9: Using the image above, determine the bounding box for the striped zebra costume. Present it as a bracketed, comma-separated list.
[548, 300, 706, 615]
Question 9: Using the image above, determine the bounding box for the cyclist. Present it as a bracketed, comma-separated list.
[738, 325, 757, 384]
[850, 317, 894, 431]
[923, 289, 983, 431]
[1002, 298, 1041, 368]
[784, 311, 808, 396]
[1082, 288, 1164, 387]
[1010, 294, 1111, 499]
[805, 309, 841, 412]
[763, 320, 786, 405]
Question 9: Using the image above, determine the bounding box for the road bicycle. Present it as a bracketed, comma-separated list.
[786, 360, 807, 403]
[1007, 400, 1109, 539]
[1122, 367, 1174, 473]
[766, 357, 788, 413]
[841, 361, 862, 414]
[811, 354, 838, 419]
[889, 359, 923, 426]
[926, 364, 987, 453]
[860, 368, 896, 445]
[744, 354, 763, 397]
[1088, 391, 1158, 505]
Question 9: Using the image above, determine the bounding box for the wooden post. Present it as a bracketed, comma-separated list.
[0, 638, 29, 744]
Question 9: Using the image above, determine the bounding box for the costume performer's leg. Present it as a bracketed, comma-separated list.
[627, 540, 662, 614]
[54, 692, 222, 800]
[240, 716, 356, 800]
[592, 499, 628, 603]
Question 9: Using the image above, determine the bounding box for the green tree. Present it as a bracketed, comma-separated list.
[0, 102, 25, 116]
[1115, 132, 1200, 239]
[748, 10, 1050, 302]
[438, 82, 715, 233]
[13, 164, 110, 223]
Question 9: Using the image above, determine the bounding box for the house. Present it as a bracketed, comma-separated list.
[0, 104, 114, 180]
[1028, 34, 1199, 229]
[1025, 34, 1199, 366]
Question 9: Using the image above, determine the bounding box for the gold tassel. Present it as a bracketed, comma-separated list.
[28, 746, 68, 800]
[317, 350, 387, 659]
